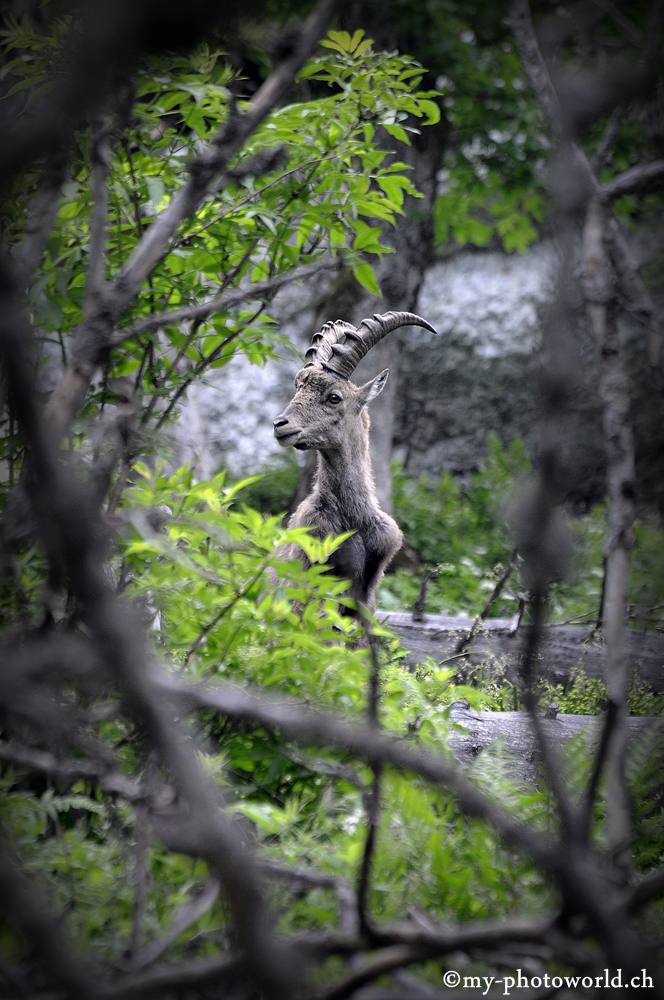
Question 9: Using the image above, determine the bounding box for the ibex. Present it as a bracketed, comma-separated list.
[273, 311, 437, 611]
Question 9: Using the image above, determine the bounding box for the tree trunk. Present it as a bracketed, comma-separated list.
[350, 123, 447, 511]
[582, 195, 636, 876]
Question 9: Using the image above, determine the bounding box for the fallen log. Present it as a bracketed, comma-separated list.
[446, 703, 663, 786]
[379, 612, 664, 693]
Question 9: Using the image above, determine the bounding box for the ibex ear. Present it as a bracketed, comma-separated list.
[358, 369, 389, 408]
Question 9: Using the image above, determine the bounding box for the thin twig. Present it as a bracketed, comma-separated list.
[127, 803, 150, 964]
[128, 878, 220, 972]
[599, 158, 664, 201]
[592, 103, 627, 172]
[520, 589, 576, 840]
[357, 617, 383, 938]
[452, 548, 519, 659]
[114, 258, 339, 345]
[578, 700, 619, 842]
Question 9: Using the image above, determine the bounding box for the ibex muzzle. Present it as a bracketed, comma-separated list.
[273, 311, 437, 612]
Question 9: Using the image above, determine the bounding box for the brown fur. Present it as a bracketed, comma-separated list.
[273, 367, 402, 611]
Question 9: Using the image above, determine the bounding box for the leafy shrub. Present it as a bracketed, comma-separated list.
[377, 435, 664, 632]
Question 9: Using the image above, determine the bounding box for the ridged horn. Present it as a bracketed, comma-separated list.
[304, 311, 437, 380]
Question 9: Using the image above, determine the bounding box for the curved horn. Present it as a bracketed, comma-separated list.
[305, 311, 437, 380]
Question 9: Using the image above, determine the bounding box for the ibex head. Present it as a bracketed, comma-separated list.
[273, 311, 437, 453]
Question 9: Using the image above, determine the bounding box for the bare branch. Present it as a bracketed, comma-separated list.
[127, 804, 150, 963]
[113, 258, 340, 345]
[582, 194, 635, 874]
[519, 590, 577, 840]
[357, 766, 381, 937]
[152, 671, 556, 868]
[128, 878, 220, 972]
[605, 216, 664, 369]
[599, 159, 664, 201]
[592, 103, 628, 173]
[107, 952, 244, 998]
[624, 866, 664, 913]
[84, 121, 112, 317]
[0, 268, 295, 1000]
[12, 154, 69, 294]
[508, 0, 564, 139]
[310, 915, 557, 1000]
[0, 739, 147, 803]
[357, 621, 383, 938]
[452, 548, 518, 660]
[578, 700, 619, 841]
[315, 944, 427, 1000]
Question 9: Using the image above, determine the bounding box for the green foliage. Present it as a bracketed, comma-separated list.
[0, 25, 439, 483]
[379, 435, 664, 634]
[228, 455, 302, 516]
[1, 459, 662, 970]
[379, 435, 528, 617]
[477, 670, 664, 718]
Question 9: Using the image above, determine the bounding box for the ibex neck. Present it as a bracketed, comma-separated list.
[315, 440, 378, 518]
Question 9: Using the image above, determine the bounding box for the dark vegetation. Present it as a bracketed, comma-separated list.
[0, 0, 663, 997]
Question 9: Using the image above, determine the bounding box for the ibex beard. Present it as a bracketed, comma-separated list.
[273, 311, 437, 613]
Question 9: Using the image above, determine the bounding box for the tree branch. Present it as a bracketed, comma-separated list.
[0, 266, 296, 1000]
[107, 952, 245, 998]
[599, 159, 664, 201]
[452, 548, 518, 660]
[315, 944, 428, 1000]
[578, 700, 619, 841]
[0, 739, 148, 803]
[152, 671, 556, 869]
[112, 258, 340, 345]
[592, 103, 628, 173]
[128, 878, 220, 972]
[624, 866, 664, 913]
[84, 121, 112, 318]
[357, 620, 383, 938]
[508, 0, 564, 139]
[582, 194, 635, 875]
[12, 154, 69, 294]
[605, 215, 664, 370]
[519, 590, 577, 841]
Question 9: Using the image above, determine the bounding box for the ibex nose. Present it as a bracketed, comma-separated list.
[273, 415, 289, 429]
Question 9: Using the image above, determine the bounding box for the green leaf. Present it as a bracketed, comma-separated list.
[418, 99, 441, 125]
[352, 224, 383, 251]
[383, 123, 410, 144]
[352, 261, 381, 295]
[146, 176, 165, 206]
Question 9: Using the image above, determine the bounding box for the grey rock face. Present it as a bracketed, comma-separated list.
[416, 243, 554, 357]
[175, 275, 330, 478]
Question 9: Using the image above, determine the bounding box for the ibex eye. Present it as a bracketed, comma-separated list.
[328, 393, 342, 404]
